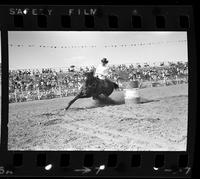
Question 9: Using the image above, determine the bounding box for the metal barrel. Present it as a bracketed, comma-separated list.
[124, 80, 140, 104]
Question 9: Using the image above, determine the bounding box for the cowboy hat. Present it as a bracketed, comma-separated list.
[101, 58, 108, 64]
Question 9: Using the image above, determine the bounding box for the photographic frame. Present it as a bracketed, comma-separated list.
[0, 4, 197, 178]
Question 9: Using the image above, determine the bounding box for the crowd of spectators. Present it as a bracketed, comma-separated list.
[9, 61, 188, 103]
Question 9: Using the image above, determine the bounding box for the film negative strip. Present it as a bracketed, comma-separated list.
[0, 3, 197, 177]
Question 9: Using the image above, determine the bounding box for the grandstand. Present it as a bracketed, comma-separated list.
[9, 61, 188, 103]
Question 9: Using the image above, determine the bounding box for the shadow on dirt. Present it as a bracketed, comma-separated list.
[139, 98, 160, 104]
[36, 109, 66, 118]
[94, 95, 125, 105]
[119, 117, 160, 123]
[43, 118, 63, 126]
[157, 94, 188, 100]
[68, 97, 161, 111]
[68, 96, 125, 111]
[39, 112, 55, 118]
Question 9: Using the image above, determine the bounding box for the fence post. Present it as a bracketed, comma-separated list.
[59, 84, 62, 98]
[14, 89, 17, 103]
[37, 87, 40, 100]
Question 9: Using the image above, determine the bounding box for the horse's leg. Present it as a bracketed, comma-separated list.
[65, 94, 80, 110]
[65, 91, 92, 110]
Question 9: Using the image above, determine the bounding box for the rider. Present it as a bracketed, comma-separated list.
[94, 58, 110, 80]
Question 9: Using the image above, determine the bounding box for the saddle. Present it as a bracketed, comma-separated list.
[95, 76, 118, 89]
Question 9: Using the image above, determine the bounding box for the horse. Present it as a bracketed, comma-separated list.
[65, 71, 119, 110]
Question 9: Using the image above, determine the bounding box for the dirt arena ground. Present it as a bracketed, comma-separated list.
[8, 84, 188, 151]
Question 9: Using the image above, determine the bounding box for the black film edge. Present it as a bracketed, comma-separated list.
[0, 4, 197, 178]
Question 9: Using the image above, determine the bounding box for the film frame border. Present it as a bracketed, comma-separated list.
[0, 4, 197, 177]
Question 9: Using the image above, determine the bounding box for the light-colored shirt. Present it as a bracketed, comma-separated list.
[94, 64, 109, 79]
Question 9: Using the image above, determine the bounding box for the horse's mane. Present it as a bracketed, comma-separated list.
[83, 70, 99, 88]
[84, 71, 95, 78]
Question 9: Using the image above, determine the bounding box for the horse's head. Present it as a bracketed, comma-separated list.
[83, 71, 95, 84]
[84, 71, 94, 78]
[80, 71, 98, 95]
